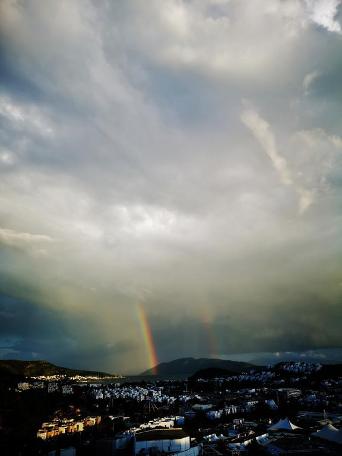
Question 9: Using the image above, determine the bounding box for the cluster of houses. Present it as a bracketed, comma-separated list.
[16, 360, 340, 455]
[130, 417, 183, 433]
[19, 381, 75, 394]
[277, 361, 322, 374]
[36, 416, 101, 440]
[32, 385, 342, 454]
[90, 384, 177, 404]
[195, 362, 327, 385]
[30, 374, 116, 381]
[197, 370, 276, 384]
[17, 381, 74, 394]
[200, 415, 342, 454]
[52, 413, 342, 455]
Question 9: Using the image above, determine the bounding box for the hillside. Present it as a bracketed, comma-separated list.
[0, 360, 116, 378]
[140, 357, 253, 376]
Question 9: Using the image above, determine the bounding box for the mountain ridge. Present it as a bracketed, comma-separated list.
[0, 359, 117, 378]
[140, 357, 253, 376]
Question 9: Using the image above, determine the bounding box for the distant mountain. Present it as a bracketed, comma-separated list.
[140, 357, 253, 376]
[0, 360, 116, 378]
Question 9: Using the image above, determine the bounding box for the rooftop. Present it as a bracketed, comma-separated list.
[135, 429, 188, 441]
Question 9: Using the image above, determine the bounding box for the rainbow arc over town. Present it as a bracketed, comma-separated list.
[137, 303, 158, 374]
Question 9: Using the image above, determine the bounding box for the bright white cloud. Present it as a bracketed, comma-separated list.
[241, 107, 314, 213]
[0, 96, 54, 136]
[0, 227, 53, 248]
[305, 0, 342, 33]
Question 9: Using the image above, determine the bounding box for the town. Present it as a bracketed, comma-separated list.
[0, 361, 341, 455]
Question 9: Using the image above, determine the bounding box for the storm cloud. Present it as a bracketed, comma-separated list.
[0, 0, 342, 374]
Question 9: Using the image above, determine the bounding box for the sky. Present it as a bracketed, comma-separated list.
[0, 0, 342, 374]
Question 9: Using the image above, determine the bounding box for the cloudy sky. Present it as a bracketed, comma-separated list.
[0, 0, 342, 374]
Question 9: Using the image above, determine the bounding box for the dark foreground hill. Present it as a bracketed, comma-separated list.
[0, 359, 115, 378]
[140, 357, 253, 376]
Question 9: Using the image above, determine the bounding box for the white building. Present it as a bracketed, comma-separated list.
[47, 382, 59, 393]
[17, 382, 30, 391]
[62, 385, 74, 395]
[135, 429, 190, 455]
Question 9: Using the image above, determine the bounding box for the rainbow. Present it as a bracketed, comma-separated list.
[200, 308, 219, 357]
[137, 303, 158, 374]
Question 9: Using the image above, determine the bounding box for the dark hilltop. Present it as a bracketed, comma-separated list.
[140, 357, 253, 376]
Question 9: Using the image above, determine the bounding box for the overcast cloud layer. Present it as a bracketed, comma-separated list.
[0, 0, 342, 374]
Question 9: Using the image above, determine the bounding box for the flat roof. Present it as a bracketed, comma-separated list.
[136, 429, 188, 441]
